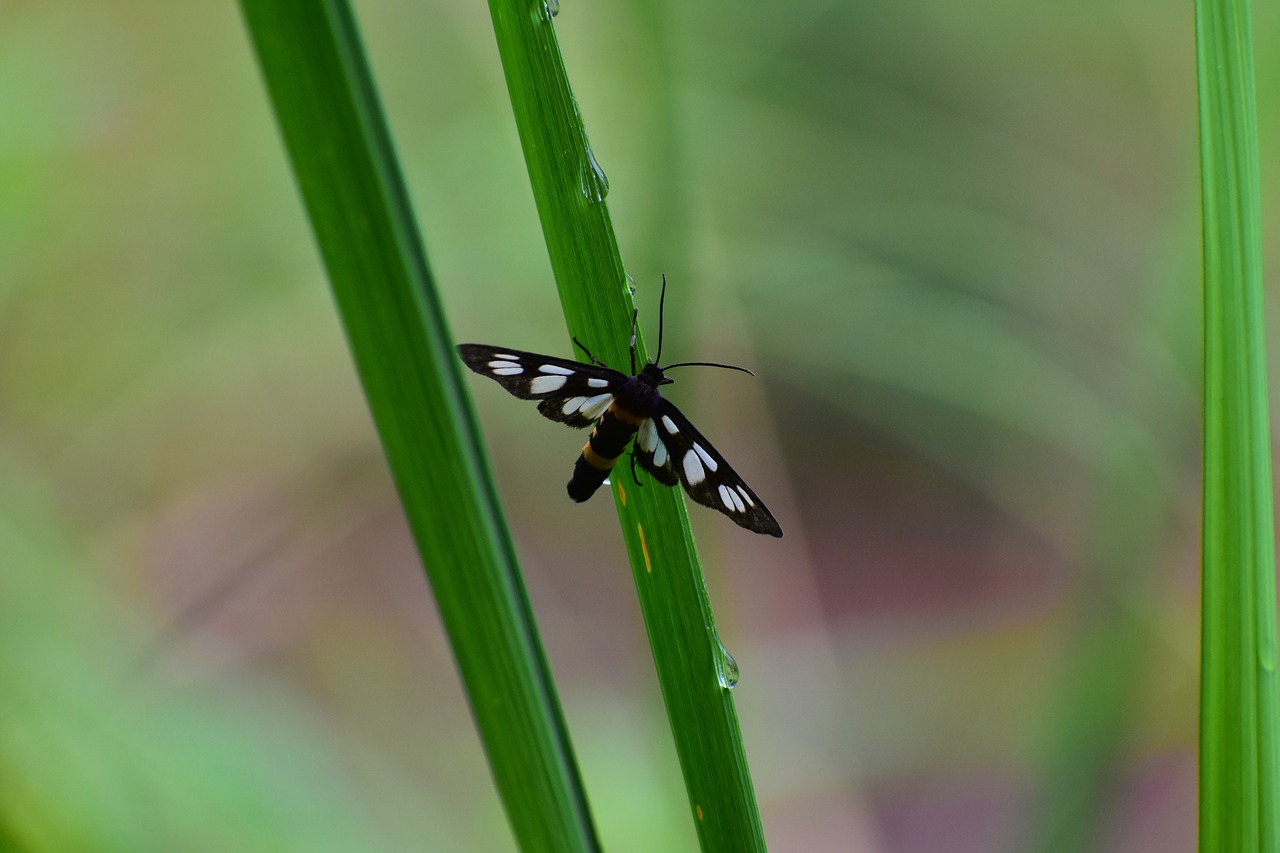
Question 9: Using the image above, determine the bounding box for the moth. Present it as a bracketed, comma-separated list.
[457, 278, 783, 537]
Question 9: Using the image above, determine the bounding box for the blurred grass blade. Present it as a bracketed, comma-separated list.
[1196, 0, 1280, 847]
[485, 1, 767, 848]
[237, 2, 599, 849]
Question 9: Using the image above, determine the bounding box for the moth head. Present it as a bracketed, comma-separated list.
[640, 363, 674, 386]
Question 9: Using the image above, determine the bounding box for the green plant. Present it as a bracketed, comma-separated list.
[1196, 0, 1280, 847]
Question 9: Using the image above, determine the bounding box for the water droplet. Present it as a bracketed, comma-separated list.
[531, 0, 557, 21]
[626, 273, 636, 296]
[714, 636, 739, 690]
[580, 146, 609, 202]
[1262, 620, 1278, 672]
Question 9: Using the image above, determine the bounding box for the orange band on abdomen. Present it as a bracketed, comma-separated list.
[581, 441, 618, 471]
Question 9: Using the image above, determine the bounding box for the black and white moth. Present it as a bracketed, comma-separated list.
[457, 279, 783, 537]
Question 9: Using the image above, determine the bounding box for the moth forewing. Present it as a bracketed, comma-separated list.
[649, 401, 783, 537]
[457, 344, 625, 409]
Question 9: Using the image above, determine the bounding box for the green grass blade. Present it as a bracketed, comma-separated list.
[1196, 0, 1280, 847]
[236, 2, 599, 849]
[485, 2, 767, 848]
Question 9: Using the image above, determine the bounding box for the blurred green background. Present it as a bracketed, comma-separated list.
[4, 0, 1277, 850]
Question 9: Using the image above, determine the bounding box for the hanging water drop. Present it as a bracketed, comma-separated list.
[714, 635, 740, 690]
[580, 146, 609, 203]
[531, 0, 558, 22]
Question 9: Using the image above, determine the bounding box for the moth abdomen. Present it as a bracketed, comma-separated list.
[567, 454, 610, 502]
[566, 405, 640, 502]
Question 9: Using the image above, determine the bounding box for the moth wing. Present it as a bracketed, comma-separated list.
[633, 416, 680, 487]
[648, 402, 783, 537]
[457, 344, 625, 429]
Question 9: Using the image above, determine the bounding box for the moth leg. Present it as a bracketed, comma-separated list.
[572, 337, 609, 369]
[628, 449, 644, 488]
[628, 308, 639, 375]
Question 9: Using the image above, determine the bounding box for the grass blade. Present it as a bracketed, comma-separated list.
[1195, 0, 1280, 847]
[484, 1, 768, 848]
[237, 2, 599, 849]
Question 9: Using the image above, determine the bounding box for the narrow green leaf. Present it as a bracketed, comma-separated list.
[236, 2, 599, 849]
[484, 1, 768, 848]
[1196, 0, 1280, 848]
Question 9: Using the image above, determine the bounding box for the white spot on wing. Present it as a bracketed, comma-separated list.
[718, 485, 736, 510]
[693, 443, 718, 472]
[638, 419, 658, 452]
[661, 415, 679, 434]
[494, 353, 519, 361]
[728, 487, 746, 513]
[737, 485, 755, 507]
[562, 396, 587, 414]
[587, 377, 609, 389]
[683, 450, 706, 485]
[653, 440, 668, 468]
[581, 394, 613, 420]
[489, 360, 522, 376]
[539, 364, 575, 375]
[530, 375, 567, 394]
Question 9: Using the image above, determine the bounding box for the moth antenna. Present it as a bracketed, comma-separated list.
[661, 360, 756, 377]
[655, 273, 668, 366]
